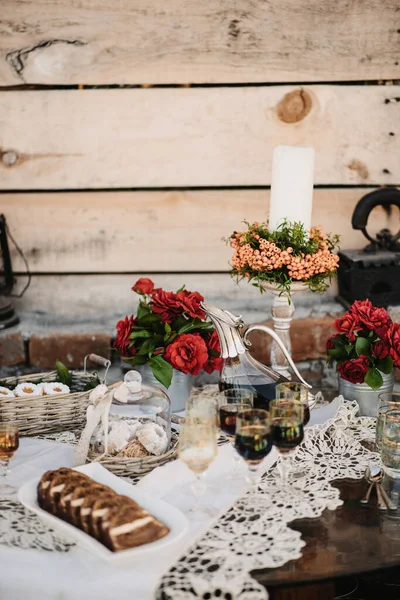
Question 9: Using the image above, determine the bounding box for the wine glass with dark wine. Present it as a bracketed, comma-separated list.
[269, 399, 304, 489]
[276, 382, 310, 425]
[218, 389, 253, 479]
[234, 409, 272, 488]
[0, 422, 19, 495]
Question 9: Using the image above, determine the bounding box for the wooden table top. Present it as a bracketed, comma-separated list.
[253, 478, 400, 598]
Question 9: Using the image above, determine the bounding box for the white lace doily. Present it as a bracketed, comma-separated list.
[156, 400, 378, 600]
[0, 492, 75, 552]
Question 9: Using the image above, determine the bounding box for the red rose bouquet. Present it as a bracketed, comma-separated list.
[114, 278, 223, 388]
[326, 299, 400, 390]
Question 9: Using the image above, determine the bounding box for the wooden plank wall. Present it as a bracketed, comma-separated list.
[0, 1, 399, 321]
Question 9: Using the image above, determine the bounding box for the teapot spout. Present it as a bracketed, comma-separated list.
[201, 302, 247, 358]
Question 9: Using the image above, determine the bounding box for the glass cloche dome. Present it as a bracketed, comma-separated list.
[111, 370, 171, 446]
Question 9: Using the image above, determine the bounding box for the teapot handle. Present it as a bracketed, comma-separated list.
[244, 325, 312, 389]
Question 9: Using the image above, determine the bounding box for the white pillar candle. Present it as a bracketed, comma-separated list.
[268, 145, 315, 232]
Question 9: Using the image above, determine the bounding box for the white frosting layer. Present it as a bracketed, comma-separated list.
[50, 483, 65, 495]
[71, 498, 84, 507]
[92, 508, 109, 518]
[110, 516, 153, 537]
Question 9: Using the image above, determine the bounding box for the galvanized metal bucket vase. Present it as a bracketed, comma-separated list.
[338, 372, 395, 417]
[138, 364, 193, 413]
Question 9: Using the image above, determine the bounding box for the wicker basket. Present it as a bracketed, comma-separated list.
[0, 369, 100, 436]
[87, 432, 179, 477]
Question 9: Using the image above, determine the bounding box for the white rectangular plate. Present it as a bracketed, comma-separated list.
[18, 463, 189, 563]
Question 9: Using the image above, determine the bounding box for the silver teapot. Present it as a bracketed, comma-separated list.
[202, 303, 313, 411]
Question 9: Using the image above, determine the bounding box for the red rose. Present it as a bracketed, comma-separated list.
[326, 335, 340, 351]
[151, 289, 183, 323]
[114, 315, 136, 356]
[164, 333, 209, 375]
[387, 322, 400, 367]
[204, 330, 224, 374]
[176, 290, 206, 320]
[132, 278, 154, 295]
[334, 313, 361, 342]
[337, 356, 369, 385]
[351, 299, 391, 339]
[372, 339, 389, 360]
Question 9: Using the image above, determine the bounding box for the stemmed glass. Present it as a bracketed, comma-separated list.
[376, 393, 400, 451]
[178, 417, 218, 518]
[218, 389, 253, 478]
[276, 382, 310, 425]
[234, 409, 272, 489]
[269, 399, 304, 488]
[0, 423, 19, 495]
[380, 409, 400, 479]
[186, 392, 220, 438]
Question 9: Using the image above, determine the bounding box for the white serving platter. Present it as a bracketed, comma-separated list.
[18, 462, 189, 563]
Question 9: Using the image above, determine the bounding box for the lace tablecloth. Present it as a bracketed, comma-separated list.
[0, 398, 378, 600]
[156, 400, 377, 600]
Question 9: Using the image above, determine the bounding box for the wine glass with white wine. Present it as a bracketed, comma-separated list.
[179, 417, 218, 518]
[0, 423, 19, 495]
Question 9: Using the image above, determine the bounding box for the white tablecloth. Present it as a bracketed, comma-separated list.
[0, 439, 277, 600]
[0, 400, 340, 600]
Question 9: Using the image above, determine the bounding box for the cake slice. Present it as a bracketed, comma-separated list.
[37, 468, 79, 511]
[102, 503, 169, 551]
[79, 491, 116, 534]
[68, 481, 111, 528]
[90, 495, 135, 539]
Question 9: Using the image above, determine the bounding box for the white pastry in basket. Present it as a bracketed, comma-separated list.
[42, 382, 70, 395]
[0, 386, 15, 398]
[14, 382, 43, 397]
[136, 422, 168, 456]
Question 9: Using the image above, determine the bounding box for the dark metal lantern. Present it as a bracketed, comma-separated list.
[337, 188, 400, 309]
[0, 214, 19, 329]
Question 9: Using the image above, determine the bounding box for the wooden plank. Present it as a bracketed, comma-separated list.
[0, 86, 399, 189]
[0, 1, 399, 85]
[12, 274, 340, 327]
[3, 189, 389, 273]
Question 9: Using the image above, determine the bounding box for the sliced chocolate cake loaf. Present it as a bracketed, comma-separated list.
[37, 468, 169, 552]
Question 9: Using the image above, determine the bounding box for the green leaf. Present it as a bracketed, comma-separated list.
[139, 313, 162, 327]
[55, 360, 72, 386]
[137, 302, 151, 320]
[176, 284, 186, 293]
[345, 344, 353, 354]
[177, 320, 213, 335]
[137, 339, 156, 356]
[129, 330, 152, 340]
[327, 348, 348, 361]
[123, 355, 148, 366]
[355, 337, 371, 357]
[376, 355, 394, 375]
[365, 368, 383, 391]
[164, 331, 178, 344]
[149, 356, 173, 388]
[164, 322, 171, 334]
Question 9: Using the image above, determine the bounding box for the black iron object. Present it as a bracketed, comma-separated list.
[0, 214, 19, 329]
[337, 188, 400, 308]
